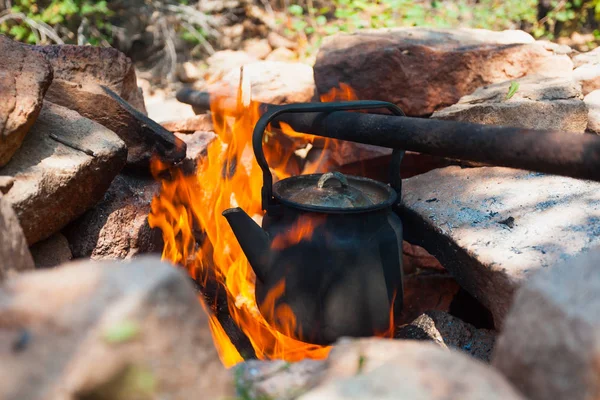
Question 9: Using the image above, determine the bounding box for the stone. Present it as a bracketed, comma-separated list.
[400, 166, 600, 327]
[0, 256, 234, 400]
[584, 90, 600, 133]
[314, 28, 573, 116]
[243, 38, 273, 59]
[146, 94, 196, 123]
[0, 36, 53, 167]
[266, 47, 297, 62]
[31, 43, 147, 114]
[398, 272, 460, 326]
[205, 61, 317, 105]
[1, 102, 127, 245]
[29, 233, 72, 269]
[177, 61, 203, 83]
[299, 338, 525, 400]
[63, 173, 162, 260]
[235, 359, 326, 400]
[572, 62, 600, 95]
[268, 32, 298, 50]
[396, 310, 496, 362]
[402, 241, 445, 275]
[571, 46, 600, 68]
[0, 196, 34, 281]
[0, 176, 14, 194]
[205, 50, 258, 80]
[492, 247, 600, 400]
[431, 75, 587, 133]
[40, 81, 185, 170]
[175, 131, 217, 167]
[162, 114, 214, 133]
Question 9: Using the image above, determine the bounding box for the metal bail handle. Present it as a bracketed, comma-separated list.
[251, 100, 406, 213]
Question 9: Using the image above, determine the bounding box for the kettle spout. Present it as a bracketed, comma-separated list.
[222, 207, 271, 283]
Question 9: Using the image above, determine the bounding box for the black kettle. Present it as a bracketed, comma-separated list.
[222, 101, 405, 345]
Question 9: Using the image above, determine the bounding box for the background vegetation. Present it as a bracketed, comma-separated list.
[1, 0, 599, 82]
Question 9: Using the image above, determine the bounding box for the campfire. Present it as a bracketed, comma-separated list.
[148, 74, 401, 366]
[4, 28, 600, 400]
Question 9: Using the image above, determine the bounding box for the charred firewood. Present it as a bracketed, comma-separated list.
[190, 272, 257, 361]
[101, 85, 187, 172]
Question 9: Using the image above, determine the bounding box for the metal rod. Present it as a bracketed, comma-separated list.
[176, 89, 600, 182]
[272, 109, 600, 182]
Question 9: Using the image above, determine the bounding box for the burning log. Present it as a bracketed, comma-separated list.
[177, 88, 600, 183]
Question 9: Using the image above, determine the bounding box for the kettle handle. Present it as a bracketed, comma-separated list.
[252, 100, 406, 213]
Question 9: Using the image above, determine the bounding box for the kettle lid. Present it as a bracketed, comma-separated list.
[272, 171, 397, 213]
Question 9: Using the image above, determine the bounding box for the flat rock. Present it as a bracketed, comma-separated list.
[1, 102, 127, 245]
[175, 130, 217, 168]
[268, 32, 298, 50]
[40, 81, 185, 169]
[299, 338, 524, 400]
[29, 233, 72, 268]
[571, 46, 600, 68]
[205, 50, 258, 80]
[314, 28, 573, 116]
[235, 359, 327, 400]
[432, 75, 587, 132]
[204, 61, 317, 105]
[400, 166, 600, 327]
[396, 310, 496, 362]
[0, 196, 34, 281]
[243, 38, 273, 59]
[0, 256, 234, 400]
[573, 62, 600, 95]
[177, 61, 203, 83]
[492, 247, 600, 400]
[63, 173, 162, 260]
[31, 44, 147, 114]
[0, 36, 53, 167]
[266, 47, 297, 62]
[162, 114, 214, 134]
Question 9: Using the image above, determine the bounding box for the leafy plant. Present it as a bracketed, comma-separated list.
[506, 81, 520, 100]
[0, 0, 113, 45]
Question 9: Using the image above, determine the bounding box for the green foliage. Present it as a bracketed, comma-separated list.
[283, 0, 539, 39]
[0, 0, 113, 45]
[506, 81, 520, 100]
[103, 320, 141, 344]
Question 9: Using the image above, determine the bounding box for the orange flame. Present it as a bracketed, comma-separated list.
[149, 78, 393, 368]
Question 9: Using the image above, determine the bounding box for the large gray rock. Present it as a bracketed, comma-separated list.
[0, 196, 34, 281]
[1, 102, 127, 245]
[299, 338, 524, 400]
[401, 166, 600, 327]
[314, 28, 573, 116]
[0, 256, 234, 400]
[396, 310, 496, 362]
[0, 35, 53, 167]
[492, 248, 600, 400]
[432, 75, 587, 132]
